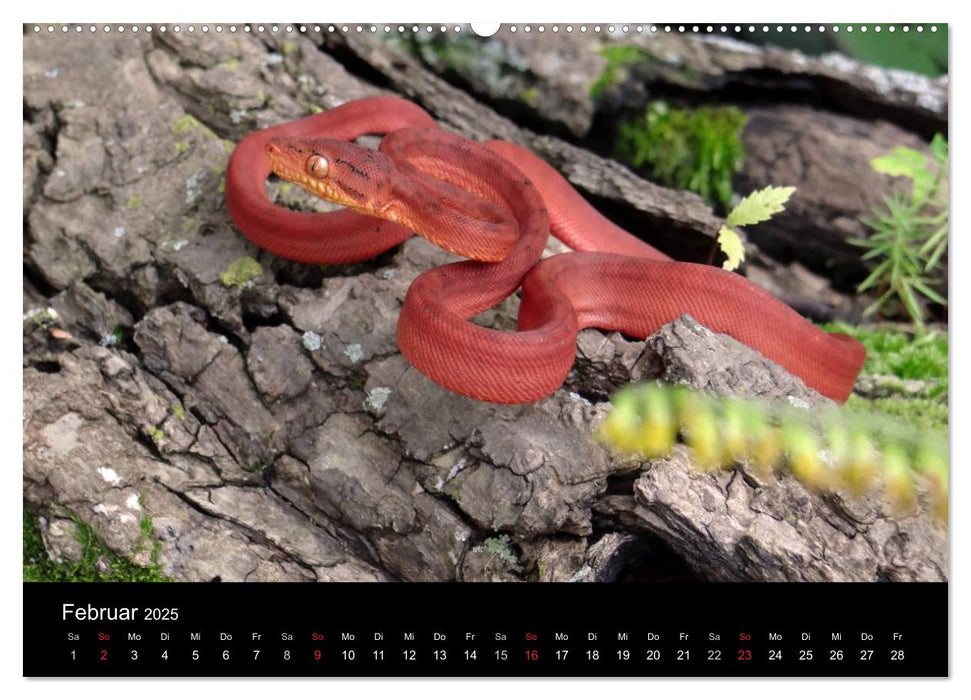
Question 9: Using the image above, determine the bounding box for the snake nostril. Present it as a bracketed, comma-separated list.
[266, 142, 282, 158]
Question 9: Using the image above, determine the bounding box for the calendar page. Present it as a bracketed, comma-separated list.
[22, 19, 949, 678]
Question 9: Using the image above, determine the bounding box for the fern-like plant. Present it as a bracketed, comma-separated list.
[854, 135, 948, 332]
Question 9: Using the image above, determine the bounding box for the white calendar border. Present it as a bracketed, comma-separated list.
[5, 0, 964, 696]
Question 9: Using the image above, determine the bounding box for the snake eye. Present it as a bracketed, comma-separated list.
[306, 154, 329, 179]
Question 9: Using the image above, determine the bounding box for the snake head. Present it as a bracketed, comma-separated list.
[265, 137, 396, 215]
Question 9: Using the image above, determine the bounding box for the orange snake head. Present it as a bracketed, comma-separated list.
[265, 137, 396, 216]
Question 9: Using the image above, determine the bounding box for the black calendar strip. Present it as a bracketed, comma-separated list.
[23, 582, 947, 677]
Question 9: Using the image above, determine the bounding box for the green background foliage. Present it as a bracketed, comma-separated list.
[615, 101, 747, 211]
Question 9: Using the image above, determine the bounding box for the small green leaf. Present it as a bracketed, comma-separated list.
[870, 147, 926, 179]
[911, 278, 947, 306]
[717, 226, 746, 271]
[725, 186, 796, 228]
[930, 134, 948, 167]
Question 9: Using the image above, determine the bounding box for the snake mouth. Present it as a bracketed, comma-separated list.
[265, 142, 357, 209]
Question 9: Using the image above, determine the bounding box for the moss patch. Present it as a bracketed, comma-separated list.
[23, 512, 169, 583]
[589, 44, 651, 98]
[615, 101, 747, 211]
[823, 322, 948, 431]
[218, 256, 263, 290]
[822, 323, 947, 386]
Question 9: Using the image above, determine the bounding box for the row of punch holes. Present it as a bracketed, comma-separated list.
[31, 24, 940, 35]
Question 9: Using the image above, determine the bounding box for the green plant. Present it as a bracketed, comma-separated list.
[601, 384, 947, 519]
[821, 322, 948, 432]
[854, 135, 948, 332]
[615, 101, 747, 211]
[716, 185, 796, 271]
[589, 44, 651, 98]
[23, 512, 170, 582]
[472, 535, 521, 570]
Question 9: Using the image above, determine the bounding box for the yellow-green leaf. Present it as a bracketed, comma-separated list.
[725, 185, 796, 228]
[717, 226, 745, 271]
[870, 147, 926, 179]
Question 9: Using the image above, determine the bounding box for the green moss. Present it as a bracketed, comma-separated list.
[124, 194, 144, 209]
[171, 404, 186, 420]
[520, 86, 540, 107]
[823, 323, 948, 431]
[171, 114, 201, 136]
[23, 512, 169, 583]
[171, 113, 222, 145]
[615, 101, 747, 211]
[173, 140, 191, 154]
[223, 57, 240, 71]
[845, 394, 947, 432]
[821, 323, 947, 384]
[219, 256, 264, 290]
[589, 44, 651, 98]
[147, 426, 164, 443]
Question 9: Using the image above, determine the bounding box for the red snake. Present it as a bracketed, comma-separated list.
[225, 96, 865, 404]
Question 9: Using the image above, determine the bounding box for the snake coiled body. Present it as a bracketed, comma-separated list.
[226, 97, 865, 404]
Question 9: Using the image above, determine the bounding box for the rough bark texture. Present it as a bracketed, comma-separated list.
[23, 29, 946, 583]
